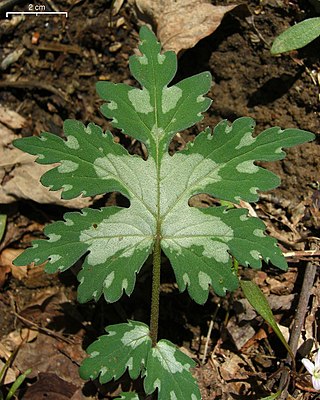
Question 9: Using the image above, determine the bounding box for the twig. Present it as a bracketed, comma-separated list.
[278, 259, 318, 398]
[0, 80, 69, 102]
[202, 320, 214, 365]
[12, 311, 74, 344]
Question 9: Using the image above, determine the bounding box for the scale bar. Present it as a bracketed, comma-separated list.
[6, 11, 68, 17]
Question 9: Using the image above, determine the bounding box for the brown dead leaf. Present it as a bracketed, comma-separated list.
[0, 260, 11, 287]
[0, 105, 26, 129]
[0, 248, 26, 281]
[129, 0, 239, 53]
[0, 360, 17, 385]
[14, 333, 86, 385]
[22, 372, 79, 400]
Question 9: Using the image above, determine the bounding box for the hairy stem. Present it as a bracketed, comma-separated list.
[150, 229, 161, 347]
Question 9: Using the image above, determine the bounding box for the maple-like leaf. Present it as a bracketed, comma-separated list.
[79, 321, 201, 400]
[13, 26, 314, 305]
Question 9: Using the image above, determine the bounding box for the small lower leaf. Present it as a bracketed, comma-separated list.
[79, 321, 151, 383]
[80, 321, 200, 400]
[144, 339, 200, 400]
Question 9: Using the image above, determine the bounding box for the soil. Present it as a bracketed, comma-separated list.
[0, 0, 319, 399]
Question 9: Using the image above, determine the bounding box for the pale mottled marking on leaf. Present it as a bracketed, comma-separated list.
[122, 279, 128, 290]
[64, 218, 74, 226]
[139, 54, 148, 64]
[191, 394, 198, 400]
[196, 95, 205, 103]
[236, 160, 259, 174]
[160, 153, 223, 216]
[239, 214, 248, 221]
[107, 331, 116, 337]
[161, 86, 182, 114]
[48, 233, 61, 242]
[104, 271, 115, 289]
[198, 271, 212, 290]
[234, 196, 241, 202]
[84, 126, 92, 134]
[128, 88, 153, 114]
[90, 351, 100, 358]
[107, 100, 118, 110]
[157, 53, 165, 64]
[275, 147, 283, 153]
[36, 154, 45, 159]
[197, 112, 202, 117]
[65, 135, 80, 149]
[170, 391, 177, 400]
[58, 265, 65, 271]
[206, 133, 213, 141]
[126, 357, 133, 370]
[152, 341, 184, 373]
[81, 190, 87, 196]
[253, 229, 265, 237]
[34, 258, 40, 263]
[183, 273, 190, 286]
[151, 125, 165, 139]
[250, 187, 258, 194]
[94, 154, 158, 218]
[121, 324, 150, 349]
[89, 374, 94, 379]
[225, 124, 232, 133]
[32, 243, 39, 249]
[100, 366, 108, 376]
[49, 254, 62, 263]
[113, 118, 118, 123]
[81, 211, 88, 216]
[58, 160, 79, 173]
[235, 132, 256, 149]
[92, 290, 98, 299]
[162, 206, 233, 263]
[39, 136, 47, 141]
[62, 184, 73, 192]
[152, 378, 161, 390]
[80, 208, 153, 266]
[250, 250, 261, 260]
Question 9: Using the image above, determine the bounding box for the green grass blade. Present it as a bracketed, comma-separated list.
[259, 391, 281, 400]
[240, 280, 294, 360]
[0, 215, 7, 242]
[5, 368, 31, 400]
[271, 17, 320, 54]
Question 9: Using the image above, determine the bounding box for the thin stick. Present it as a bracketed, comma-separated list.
[202, 320, 214, 365]
[278, 260, 318, 398]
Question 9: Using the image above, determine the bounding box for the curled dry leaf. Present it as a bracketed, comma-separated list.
[129, 0, 239, 53]
[0, 248, 26, 283]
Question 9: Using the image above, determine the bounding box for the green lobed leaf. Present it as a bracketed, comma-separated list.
[13, 26, 314, 306]
[271, 17, 320, 54]
[96, 25, 212, 159]
[13, 120, 129, 200]
[80, 321, 201, 400]
[14, 207, 154, 303]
